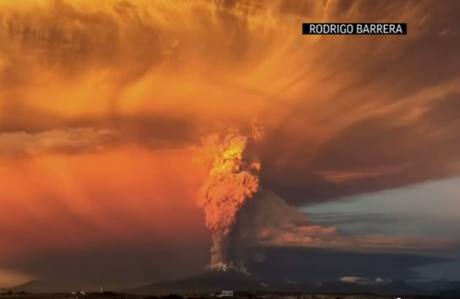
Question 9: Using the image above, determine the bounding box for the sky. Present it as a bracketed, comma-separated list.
[0, 0, 460, 288]
[305, 176, 460, 280]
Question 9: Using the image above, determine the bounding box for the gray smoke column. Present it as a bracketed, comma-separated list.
[197, 120, 264, 271]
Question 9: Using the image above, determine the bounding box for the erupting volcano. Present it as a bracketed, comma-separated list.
[197, 121, 265, 272]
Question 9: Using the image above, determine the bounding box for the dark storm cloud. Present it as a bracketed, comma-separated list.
[0, 128, 120, 157]
[257, 1, 460, 204]
[262, 109, 460, 205]
[2, 242, 451, 285]
[0, 115, 199, 157]
[247, 247, 453, 282]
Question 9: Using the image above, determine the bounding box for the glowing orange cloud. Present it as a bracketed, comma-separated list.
[0, 0, 447, 131]
[0, 146, 207, 261]
[318, 165, 409, 184]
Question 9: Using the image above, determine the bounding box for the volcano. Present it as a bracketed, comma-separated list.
[124, 272, 438, 296]
[124, 268, 327, 295]
[125, 268, 271, 295]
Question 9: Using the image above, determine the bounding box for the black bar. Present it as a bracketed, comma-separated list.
[302, 23, 407, 35]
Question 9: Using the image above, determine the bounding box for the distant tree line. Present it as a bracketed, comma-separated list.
[145, 295, 185, 299]
[0, 292, 201, 299]
[99, 293, 188, 299]
[0, 291, 29, 296]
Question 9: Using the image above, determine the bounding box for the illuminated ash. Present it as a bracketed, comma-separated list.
[197, 121, 264, 271]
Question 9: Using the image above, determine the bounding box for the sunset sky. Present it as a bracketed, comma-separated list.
[0, 0, 460, 288]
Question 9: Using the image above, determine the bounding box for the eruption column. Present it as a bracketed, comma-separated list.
[198, 122, 264, 271]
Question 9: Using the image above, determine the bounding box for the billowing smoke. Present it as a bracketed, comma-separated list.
[197, 121, 265, 271]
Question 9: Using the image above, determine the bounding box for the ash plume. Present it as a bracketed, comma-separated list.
[197, 121, 265, 271]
